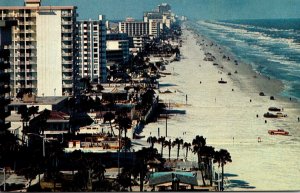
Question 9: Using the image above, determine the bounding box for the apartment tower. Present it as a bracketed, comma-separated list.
[0, 20, 16, 131]
[77, 15, 107, 83]
[0, 0, 77, 97]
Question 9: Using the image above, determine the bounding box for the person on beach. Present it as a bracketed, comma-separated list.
[298, 117, 299, 122]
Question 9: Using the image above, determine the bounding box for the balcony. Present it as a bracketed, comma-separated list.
[62, 37, 72, 41]
[62, 20, 72, 25]
[62, 83, 73, 88]
[62, 68, 73, 72]
[62, 44, 73, 49]
[62, 13, 72, 17]
[25, 21, 36, 25]
[62, 59, 73, 64]
[25, 37, 36, 41]
[15, 76, 25, 81]
[27, 76, 37, 80]
[62, 76, 73, 80]
[26, 53, 36, 57]
[15, 68, 25, 73]
[62, 29, 72, 33]
[26, 29, 35, 33]
[26, 84, 37, 88]
[62, 52, 72, 57]
[26, 69, 37, 72]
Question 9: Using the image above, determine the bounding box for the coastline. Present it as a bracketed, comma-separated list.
[141, 21, 300, 191]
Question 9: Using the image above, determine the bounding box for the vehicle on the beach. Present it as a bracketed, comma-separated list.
[268, 129, 289, 135]
[218, 80, 227, 84]
[268, 107, 281, 112]
[259, 92, 265, 96]
[264, 112, 286, 118]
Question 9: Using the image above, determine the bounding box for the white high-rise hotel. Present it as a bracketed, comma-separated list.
[77, 15, 107, 83]
[0, 0, 77, 97]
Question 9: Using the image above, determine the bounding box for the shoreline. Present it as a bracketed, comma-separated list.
[189, 21, 300, 106]
[141, 22, 300, 191]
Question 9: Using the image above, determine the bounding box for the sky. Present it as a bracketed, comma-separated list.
[0, 0, 300, 21]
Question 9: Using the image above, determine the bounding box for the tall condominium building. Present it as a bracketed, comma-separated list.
[106, 40, 129, 64]
[119, 19, 149, 37]
[0, 20, 16, 131]
[0, 0, 77, 97]
[77, 15, 107, 83]
[148, 19, 161, 37]
[158, 3, 171, 13]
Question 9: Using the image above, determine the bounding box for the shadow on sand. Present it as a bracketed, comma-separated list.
[223, 173, 256, 190]
[223, 173, 238, 177]
[159, 83, 177, 87]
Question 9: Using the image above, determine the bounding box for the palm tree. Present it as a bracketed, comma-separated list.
[147, 136, 157, 148]
[91, 159, 106, 191]
[157, 136, 166, 156]
[192, 135, 207, 186]
[136, 147, 160, 192]
[214, 149, 232, 191]
[39, 109, 51, 135]
[172, 138, 183, 160]
[117, 167, 132, 191]
[182, 142, 191, 160]
[163, 139, 172, 161]
[202, 146, 215, 186]
[103, 112, 115, 136]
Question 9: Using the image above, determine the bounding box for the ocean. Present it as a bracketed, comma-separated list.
[189, 18, 300, 100]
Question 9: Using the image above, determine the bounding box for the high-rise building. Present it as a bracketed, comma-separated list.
[106, 32, 130, 64]
[158, 3, 171, 13]
[119, 19, 149, 37]
[0, 20, 16, 131]
[0, 0, 78, 97]
[106, 40, 129, 64]
[77, 15, 107, 83]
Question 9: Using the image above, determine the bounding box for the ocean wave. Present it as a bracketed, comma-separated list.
[197, 20, 300, 52]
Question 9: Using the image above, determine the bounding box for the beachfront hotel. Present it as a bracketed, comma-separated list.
[77, 15, 107, 83]
[119, 18, 149, 37]
[0, 0, 78, 97]
[0, 20, 16, 131]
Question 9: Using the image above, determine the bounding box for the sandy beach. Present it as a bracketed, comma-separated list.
[140, 23, 300, 191]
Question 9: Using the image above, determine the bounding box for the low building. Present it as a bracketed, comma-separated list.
[9, 95, 68, 113]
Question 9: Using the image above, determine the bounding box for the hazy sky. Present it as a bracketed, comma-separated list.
[1, 0, 300, 21]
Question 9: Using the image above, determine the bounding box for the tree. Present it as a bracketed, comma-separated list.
[163, 139, 172, 161]
[28, 106, 39, 118]
[147, 136, 157, 148]
[135, 147, 161, 192]
[117, 167, 132, 191]
[39, 109, 51, 135]
[103, 112, 115, 136]
[202, 146, 215, 186]
[192, 135, 207, 186]
[172, 138, 183, 160]
[91, 159, 106, 191]
[214, 149, 232, 191]
[157, 136, 166, 156]
[182, 142, 191, 160]
[18, 105, 30, 142]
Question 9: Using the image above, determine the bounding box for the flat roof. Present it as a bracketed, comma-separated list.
[0, 6, 76, 10]
[10, 96, 68, 106]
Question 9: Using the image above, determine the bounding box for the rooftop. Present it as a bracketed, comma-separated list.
[10, 96, 68, 106]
